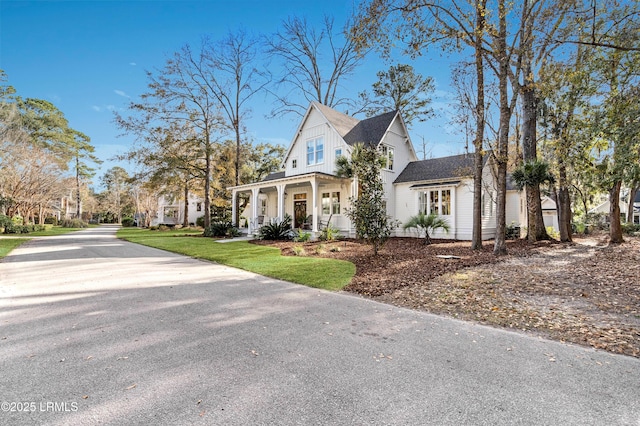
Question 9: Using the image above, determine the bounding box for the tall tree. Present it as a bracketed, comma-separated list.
[201, 29, 269, 225]
[352, 0, 522, 254]
[115, 43, 226, 230]
[100, 166, 131, 224]
[265, 15, 367, 116]
[69, 129, 102, 219]
[357, 64, 435, 126]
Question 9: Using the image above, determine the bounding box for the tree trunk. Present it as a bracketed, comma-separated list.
[203, 133, 212, 231]
[182, 184, 189, 228]
[609, 181, 624, 244]
[557, 160, 573, 242]
[521, 67, 549, 242]
[471, 0, 486, 251]
[234, 120, 241, 226]
[493, 0, 509, 256]
[76, 156, 81, 219]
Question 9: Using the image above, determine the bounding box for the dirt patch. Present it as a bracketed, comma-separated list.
[255, 234, 640, 358]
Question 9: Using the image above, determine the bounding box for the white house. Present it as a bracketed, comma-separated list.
[228, 102, 523, 240]
[589, 189, 640, 224]
[151, 193, 204, 227]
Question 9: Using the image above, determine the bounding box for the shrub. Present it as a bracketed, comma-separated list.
[505, 222, 521, 239]
[315, 243, 326, 254]
[329, 246, 341, 253]
[60, 218, 88, 228]
[0, 214, 11, 231]
[319, 222, 341, 242]
[44, 216, 58, 225]
[227, 226, 241, 238]
[622, 222, 640, 235]
[294, 229, 311, 242]
[573, 221, 587, 234]
[546, 226, 560, 240]
[206, 221, 233, 237]
[257, 214, 293, 240]
[292, 245, 306, 256]
[196, 215, 205, 228]
[121, 217, 136, 227]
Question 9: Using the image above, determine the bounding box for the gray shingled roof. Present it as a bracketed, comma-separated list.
[312, 102, 359, 139]
[313, 102, 398, 148]
[343, 110, 398, 148]
[394, 153, 486, 184]
[262, 171, 285, 182]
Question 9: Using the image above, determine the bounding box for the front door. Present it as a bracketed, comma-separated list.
[294, 200, 307, 228]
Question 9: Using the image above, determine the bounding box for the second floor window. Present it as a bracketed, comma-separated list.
[307, 137, 324, 165]
[381, 145, 394, 170]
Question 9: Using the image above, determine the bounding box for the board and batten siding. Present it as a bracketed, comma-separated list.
[283, 108, 347, 177]
[380, 117, 415, 220]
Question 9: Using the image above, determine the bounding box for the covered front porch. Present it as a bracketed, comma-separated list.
[230, 172, 354, 238]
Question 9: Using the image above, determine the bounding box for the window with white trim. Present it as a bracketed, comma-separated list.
[306, 137, 324, 165]
[419, 188, 452, 216]
[430, 190, 439, 214]
[335, 148, 342, 158]
[321, 192, 341, 215]
[292, 159, 297, 169]
[381, 145, 394, 170]
[441, 190, 451, 215]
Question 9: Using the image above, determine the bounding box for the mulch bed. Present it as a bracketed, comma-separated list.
[254, 235, 640, 358]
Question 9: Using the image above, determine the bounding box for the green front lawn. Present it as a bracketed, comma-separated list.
[117, 228, 355, 291]
[0, 238, 29, 259]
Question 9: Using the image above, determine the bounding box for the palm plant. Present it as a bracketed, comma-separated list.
[257, 214, 294, 240]
[403, 213, 450, 245]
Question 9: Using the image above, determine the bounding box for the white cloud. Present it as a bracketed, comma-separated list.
[129, 62, 137, 66]
[114, 90, 130, 98]
[92, 105, 102, 112]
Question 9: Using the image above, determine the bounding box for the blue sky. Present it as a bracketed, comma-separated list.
[1, 0, 464, 184]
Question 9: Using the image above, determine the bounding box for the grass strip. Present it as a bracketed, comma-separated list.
[117, 228, 355, 291]
[0, 238, 29, 259]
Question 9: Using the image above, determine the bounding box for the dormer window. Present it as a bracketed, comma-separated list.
[381, 145, 394, 170]
[307, 137, 324, 165]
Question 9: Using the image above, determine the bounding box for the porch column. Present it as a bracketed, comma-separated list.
[231, 190, 238, 226]
[277, 184, 285, 221]
[451, 186, 457, 239]
[249, 188, 259, 234]
[311, 177, 318, 232]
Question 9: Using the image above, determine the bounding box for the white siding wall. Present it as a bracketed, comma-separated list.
[393, 162, 499, 241]
[380, 117, 415, 220]
[284, 108, 347, 177]
[505, 191, 523, 227]
[152, 194, 205, 226]
[453, 180, 476, 240]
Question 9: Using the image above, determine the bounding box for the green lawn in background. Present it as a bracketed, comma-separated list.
[0, 238, 29, 258]
[27, 226, 91, 236]
[117, 228, 355, 291]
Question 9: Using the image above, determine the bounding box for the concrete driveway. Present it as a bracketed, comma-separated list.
[1, 225, 638, 425]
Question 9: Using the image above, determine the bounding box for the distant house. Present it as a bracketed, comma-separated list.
[589, 190, 640, 224]
[151, 194, 204, 227]
[228, 102, 538, 240]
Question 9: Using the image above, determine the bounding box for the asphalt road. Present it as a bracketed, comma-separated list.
[0, 225, 638, 425]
